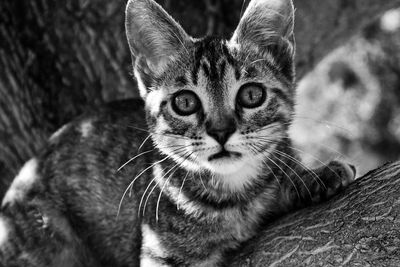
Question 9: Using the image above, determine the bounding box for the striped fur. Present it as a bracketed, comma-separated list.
[0, 0, 355, 266]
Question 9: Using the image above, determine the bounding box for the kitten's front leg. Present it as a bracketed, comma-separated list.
[280, 160, 356, 210]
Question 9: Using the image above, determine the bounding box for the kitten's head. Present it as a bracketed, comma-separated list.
[126, 0, 295, 191]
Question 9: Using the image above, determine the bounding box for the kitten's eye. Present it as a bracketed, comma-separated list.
[237, 84, 266, 108]
[172, 90, 201, 116]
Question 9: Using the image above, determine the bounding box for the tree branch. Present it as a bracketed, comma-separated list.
[231, 161, 400, 266]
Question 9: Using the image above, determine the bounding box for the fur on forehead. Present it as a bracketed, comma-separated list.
[143, 36, 292, 117]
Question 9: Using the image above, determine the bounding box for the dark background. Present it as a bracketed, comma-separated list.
[0, 0, 399, 198]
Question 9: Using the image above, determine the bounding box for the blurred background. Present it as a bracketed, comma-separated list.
[292, 9, 400, 175]
[0, 0, 399, 198]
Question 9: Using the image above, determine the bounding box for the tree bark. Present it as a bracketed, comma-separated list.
[232, 161, 400, 266]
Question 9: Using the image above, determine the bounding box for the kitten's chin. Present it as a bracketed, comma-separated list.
[205, 156, 263, 191]
[205, 153, 258, 177]
[203, 150, 242, 173]
[206, 157, 245, 175]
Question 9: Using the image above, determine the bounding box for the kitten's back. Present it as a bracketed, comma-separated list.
[1, 99, 149, 266]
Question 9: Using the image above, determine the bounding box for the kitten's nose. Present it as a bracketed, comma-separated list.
[206, 119, 236, 146]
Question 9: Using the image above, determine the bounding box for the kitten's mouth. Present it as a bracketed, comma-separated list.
[208, 149, 242, 161]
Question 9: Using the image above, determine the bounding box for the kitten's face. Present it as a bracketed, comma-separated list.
[126, 0, 295, 190]
[144, 38, 294, 189]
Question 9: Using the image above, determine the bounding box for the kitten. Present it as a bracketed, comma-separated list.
[0, 0, 356, 266]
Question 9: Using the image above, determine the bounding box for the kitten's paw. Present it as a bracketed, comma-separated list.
[321, 161, 356, 198]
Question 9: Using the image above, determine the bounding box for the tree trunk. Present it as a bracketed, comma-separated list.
[232, 161, 400, 266]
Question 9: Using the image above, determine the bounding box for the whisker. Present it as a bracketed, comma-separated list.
[177, 171, 190, 210]
[116, 154, 171, 218]
[140, 161, 181, 217]
[288, 145, 341, 182]
[264, 154, 301, 200]
[249, 136, 331, 191]
[269, 153, 313, 200]
[253, 122, 283, 133]
[128, 125, 191, 140]
[248, 116, 351, 136]
[273, 149, 327, 190]
[261, 158, 281, 189]
[248, 58, 270, 66]
[198, 172, 207, 190]
[255, 134, 347, 159]
[155, 165, 180, 221]
[138, 134, 152, 152]
[256, 133, 344, 162]
[154, 144, 193, 153]
[126, 145, 190, 172]
[117, 149, 154, 172]
[140, 153, 191, 217]
[139, 175, 160, 217]
[145, 152, 193, 219]
[126, 146, 188, 183]
[250, 136, 327, 189]
[247, 137, 283, 150]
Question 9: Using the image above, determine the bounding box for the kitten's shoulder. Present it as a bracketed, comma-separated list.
[2, 98, 148, 209]
[48, 98, 145, 144]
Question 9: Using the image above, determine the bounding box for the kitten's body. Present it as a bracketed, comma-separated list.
[0, 0, 355, 266]
[0, 99, 280, 266]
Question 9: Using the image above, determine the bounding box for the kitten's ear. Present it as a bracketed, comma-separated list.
[125, 0, 191, 97]
[230, 0, 295, 77]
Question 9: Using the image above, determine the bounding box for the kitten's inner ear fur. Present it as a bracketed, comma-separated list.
[230, 0, 295, 75]
[125, 0, 192, 97]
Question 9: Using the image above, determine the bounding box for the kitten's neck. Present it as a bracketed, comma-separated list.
[153, 156, 280, 212]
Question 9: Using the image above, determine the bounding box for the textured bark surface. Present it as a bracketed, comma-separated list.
[232, 161, 400, 266]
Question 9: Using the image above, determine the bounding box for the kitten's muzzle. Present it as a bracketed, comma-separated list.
[205, 117, 236, 146]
